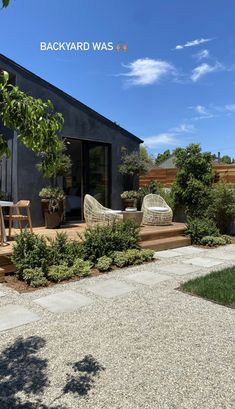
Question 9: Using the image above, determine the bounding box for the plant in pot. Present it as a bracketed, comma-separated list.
[119, 146, 151, 209]
[120, 190, 141, 210]
[38, 151, 71, 229]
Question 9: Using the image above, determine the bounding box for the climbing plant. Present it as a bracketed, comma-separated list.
[0, 70, 69, 178]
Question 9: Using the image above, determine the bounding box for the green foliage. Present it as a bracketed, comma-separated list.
[139, 145, 154, 165]
[2, 0, 10, 7]
[186, 218, 220, 244]
[206, 182, 235, 234]
[112, 251, 129, 267]
[47, 263, 73, 282]
[172, 144, 214, 217]
[39, 187, 65, 200]
[82, 221, 140, 263]
[155, 149, 171, 166]
[23, 268, 48, 288]
[119, 147, 150, 176]
[121, 190, 141, 199]
[69, 258, 91, 277]
[37, 151, 71, 178]
[140, 249, 155, 261]
[96, 256, 113, 272]
[12, 230, 50, 279]
[112, 248, 154, 267]
[181, 267, 235, 306]
[0, 70, 67, 177]
[221, 155, 234, 164]
[200, 235, 231, 247]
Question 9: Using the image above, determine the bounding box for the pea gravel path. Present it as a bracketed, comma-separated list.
[0, 245, 234, 409]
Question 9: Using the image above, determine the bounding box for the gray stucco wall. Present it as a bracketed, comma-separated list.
[0, 55, 141, 226]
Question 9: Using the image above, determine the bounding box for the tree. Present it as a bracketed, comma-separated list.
[0, 70, 69, 179]
[172, 144, 214, 218]
[221, 155, 234, 164]
[2, 0, 10, 7]
[155, 149, 171, 166]
[139, 144, 154, 165]
[119, 147, 151, 176]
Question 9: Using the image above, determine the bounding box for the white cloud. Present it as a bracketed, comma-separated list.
[170, 123, 195, 133]
[194, 49, 209, 61]
[191, 62, 223, 82]
[225, 104, 235, 112]
[120, 58, 176, 86]
[175, 38, 214, 50]
[143, 133, 177, 147]
[194, 105, 209, 115]
[143, 122, 195, 148]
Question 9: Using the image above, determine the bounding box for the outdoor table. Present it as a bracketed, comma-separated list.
[0, 201, 14, 245]
[122, 210, 143, 226]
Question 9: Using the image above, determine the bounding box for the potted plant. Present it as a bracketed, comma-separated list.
[121, 191, 140, 210]
[38, 149, 72, 229]
[39, 187, 65, 228]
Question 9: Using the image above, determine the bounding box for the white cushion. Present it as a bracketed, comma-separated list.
[148, 206, 168, 212]
[105, 210, 122, 214]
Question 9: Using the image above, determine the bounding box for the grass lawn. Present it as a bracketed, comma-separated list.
[180, 267, 235, 308]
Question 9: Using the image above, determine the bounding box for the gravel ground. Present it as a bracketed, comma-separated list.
[0, 246, 234, 409]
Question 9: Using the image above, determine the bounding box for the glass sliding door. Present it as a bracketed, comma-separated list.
[63, 139, 82, 221]
[83, 142, 111, 207]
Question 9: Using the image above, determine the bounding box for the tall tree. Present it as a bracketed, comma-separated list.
[2, 0, 10, 7]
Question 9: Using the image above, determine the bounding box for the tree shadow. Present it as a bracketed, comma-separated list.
[63, 355, 105, 397]
[0, 336, 64, 409]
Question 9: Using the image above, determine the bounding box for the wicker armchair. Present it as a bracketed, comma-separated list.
[84, 194, 123, 227]
[141, 194, 173, 226]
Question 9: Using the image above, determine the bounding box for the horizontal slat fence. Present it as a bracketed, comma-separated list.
[139, 165, 235, 187]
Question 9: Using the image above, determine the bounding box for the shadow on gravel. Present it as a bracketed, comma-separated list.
[63, 355, 105, 397]
[0, 337, 105, 408]
[0, 336, 65, 409]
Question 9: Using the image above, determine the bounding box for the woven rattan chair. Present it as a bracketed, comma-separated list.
[141, 194, 173, 226]
[84, 194, 123, 227]
[4, 200, 33, 238]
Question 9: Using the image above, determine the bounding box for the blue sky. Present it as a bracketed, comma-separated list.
[1, 0, 235, 157]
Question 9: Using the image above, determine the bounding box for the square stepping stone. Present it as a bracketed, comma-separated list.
[175, 246, 205, 255]
[34, 290, 93, 313]
[83, 279, 135, 299]
[0, 304, 40, 332]
[158, 264, 199, 276]
[183, 257, 224, 268]
[0, 291, 6, 297]
[154, 250, 182, 259]
[223, 244, 235, 252]
[125, 271, 171, 286]
[205, 251, 235, 261]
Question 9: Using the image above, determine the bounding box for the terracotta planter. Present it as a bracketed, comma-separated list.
[122, 198, 137, 210]
[41, 199, 64, 229]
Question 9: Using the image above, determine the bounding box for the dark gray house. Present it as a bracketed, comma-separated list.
[0, 54, 142, 226]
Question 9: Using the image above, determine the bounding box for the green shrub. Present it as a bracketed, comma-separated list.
[23, 267, 48, 288]
[49, 232, 84, 266]
[172, 144, 214, 218]
[125, 249, 143, 264]
[82, 221, 140, 263]
[70, 258, 91, 277]
[186, 218, 220, 245]
[47, 264, 73, 282]
[12, 230, 50, 279]
[140, 249, 155, 261]
[112, 251, 129, 267]
[96, 256, 113, 272]
[200, 235, 231, 247]
[206, 182, 235, 234]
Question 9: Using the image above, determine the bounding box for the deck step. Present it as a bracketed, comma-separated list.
[140, 226, 186, 241]
[140, 235, 191, 251]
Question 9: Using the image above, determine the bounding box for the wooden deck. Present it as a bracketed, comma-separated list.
[0, 222, 189, 256]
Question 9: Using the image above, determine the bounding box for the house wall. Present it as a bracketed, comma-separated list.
[0, 56, 140, 226]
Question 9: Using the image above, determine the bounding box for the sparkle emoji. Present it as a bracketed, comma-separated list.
[116, 43, 121, 52]
[123, 43, 128, 52]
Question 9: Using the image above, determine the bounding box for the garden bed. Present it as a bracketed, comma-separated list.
[180, 267, 235, 308]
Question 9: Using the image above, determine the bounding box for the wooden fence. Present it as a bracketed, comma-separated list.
[139, 164, 235, 187]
